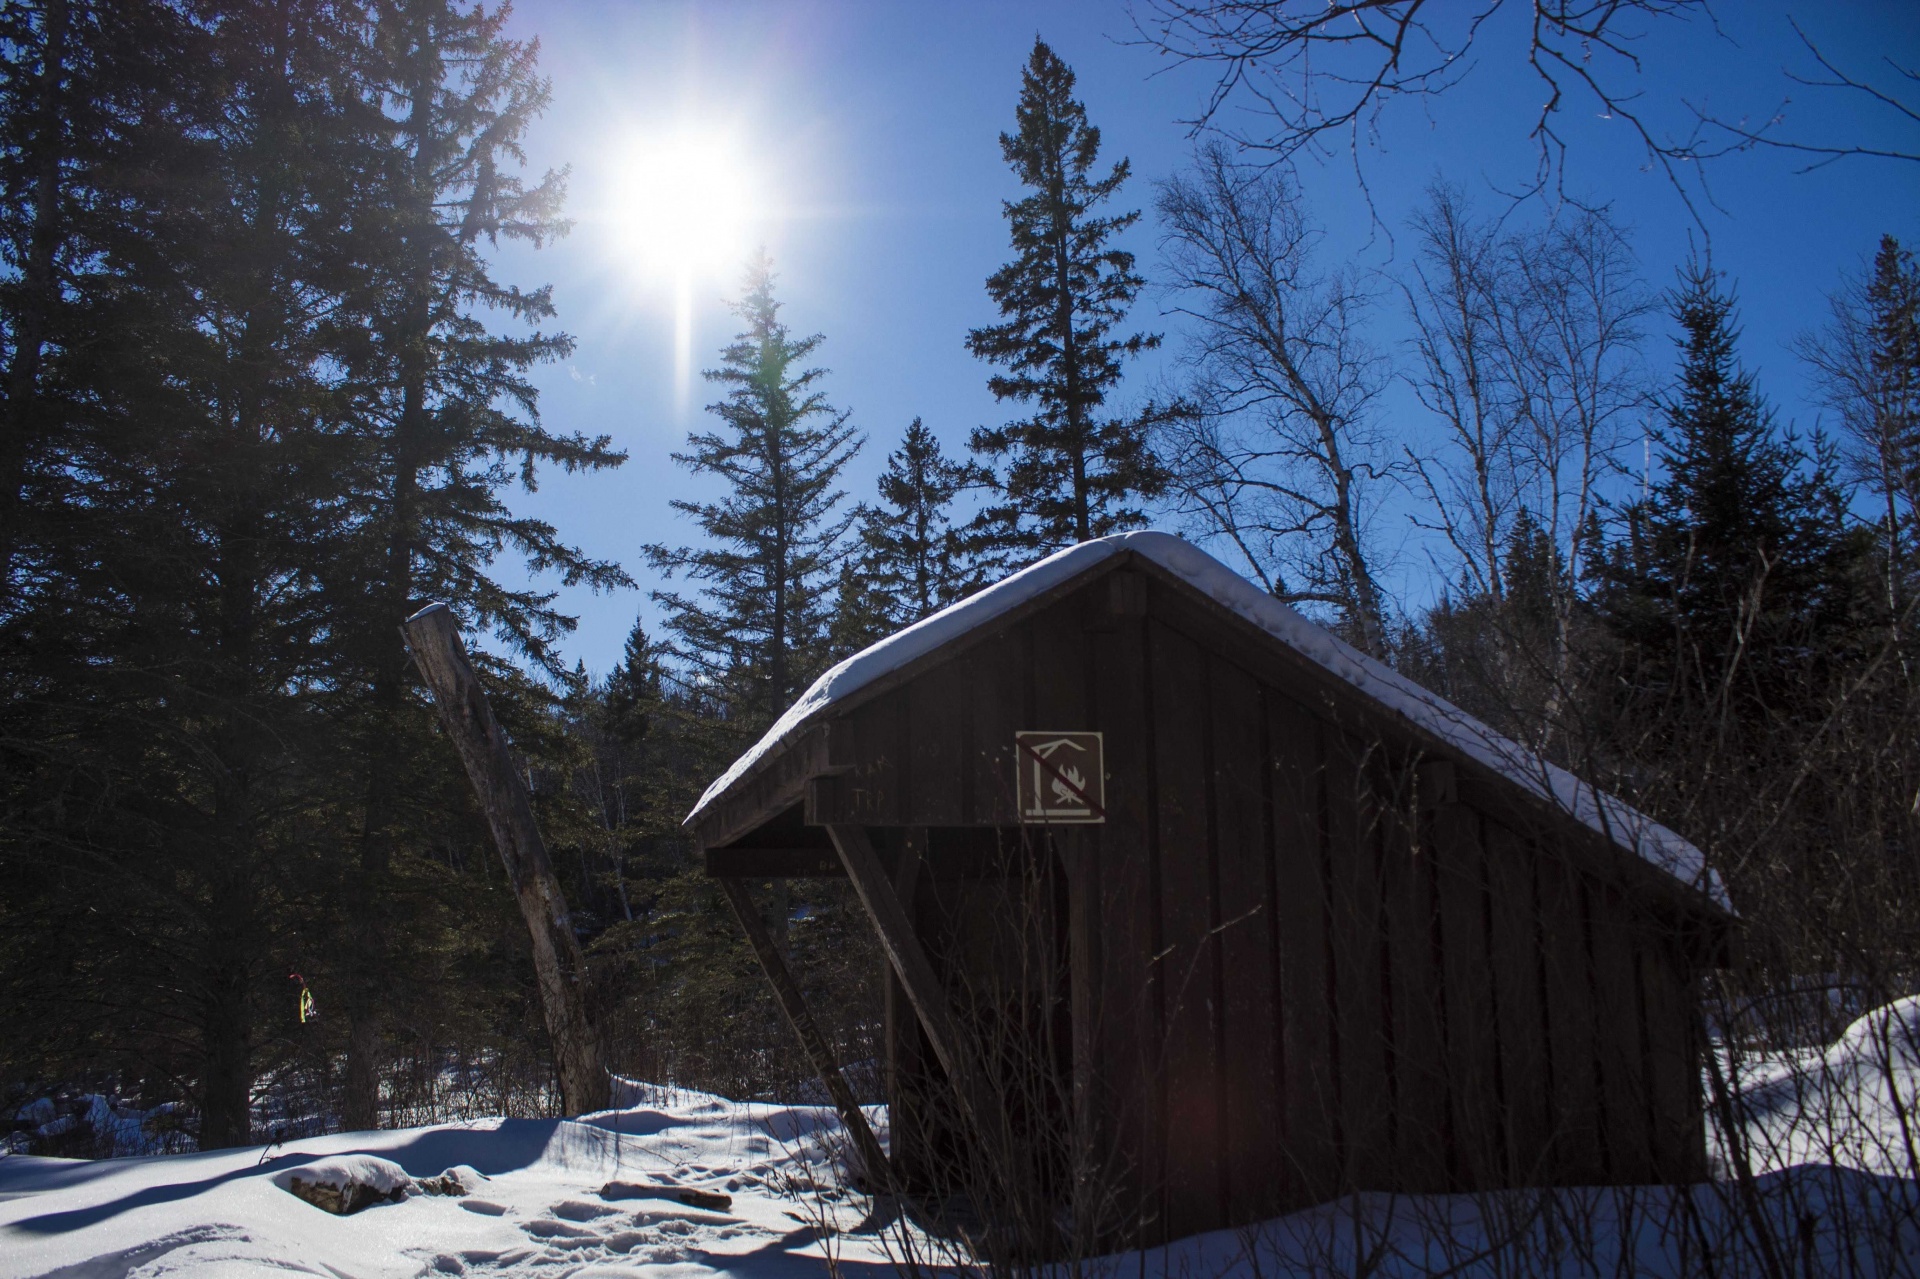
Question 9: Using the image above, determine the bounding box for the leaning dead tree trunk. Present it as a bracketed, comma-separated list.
[403, 602, 608, 1115]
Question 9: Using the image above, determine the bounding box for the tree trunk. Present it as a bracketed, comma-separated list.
[343, 1015, 381, 1130]
[347, 26, 440, 1130]
[198, 953, 254, 1149]
[402, 602, 608, 1115]
[198, 851, 255, 1150]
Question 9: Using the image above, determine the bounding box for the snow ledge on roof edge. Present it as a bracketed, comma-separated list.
[684, 531, 1732, 914]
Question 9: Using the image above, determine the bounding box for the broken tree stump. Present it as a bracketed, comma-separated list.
[404, 602, 609, 1116]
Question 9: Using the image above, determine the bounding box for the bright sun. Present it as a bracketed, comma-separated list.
[606, 128, 755, 281]
[601, 125, 762, 414]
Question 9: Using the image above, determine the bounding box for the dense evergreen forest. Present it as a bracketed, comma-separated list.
[0, 4, 1914, 1159]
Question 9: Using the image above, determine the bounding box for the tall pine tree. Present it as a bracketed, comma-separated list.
[966, 38, 1161, 550]
[0, 0, 630, 1146]
[0, 0, 374, 1148]
[0, 0, 80, 602]
[647, 252, 861, 730]
[334, 0, 628, 1129]
[0, 0, 186, 607]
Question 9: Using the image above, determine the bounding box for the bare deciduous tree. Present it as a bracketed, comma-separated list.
[1156, 143, 1393, 656]
[1797, 235, 1920, 628]
[1404, 184, 1652, 742]
[1403, 182, 1527, 605]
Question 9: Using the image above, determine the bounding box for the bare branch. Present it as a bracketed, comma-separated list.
[1682, 17, 1920, 170]
[1129, 0, 1713, 223]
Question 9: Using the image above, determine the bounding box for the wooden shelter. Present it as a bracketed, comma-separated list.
[688, 532, 1733, 1247]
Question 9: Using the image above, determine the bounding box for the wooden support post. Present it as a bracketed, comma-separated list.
[717, 877, 890, 1185]
[825, 823, 1003, 1147]
[403, 603, 608, 1115]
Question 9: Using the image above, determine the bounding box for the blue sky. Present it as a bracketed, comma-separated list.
[491, 0, 1920, 677]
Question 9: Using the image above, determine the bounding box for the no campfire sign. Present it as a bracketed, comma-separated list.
[1015, 731, 1106, 824]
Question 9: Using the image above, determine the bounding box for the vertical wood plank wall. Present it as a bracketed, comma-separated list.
[832, 577, 1707, 1244]
[1211, 659, 1283, 1221]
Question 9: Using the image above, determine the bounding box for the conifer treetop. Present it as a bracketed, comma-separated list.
[646, 251, 862, 729]
[966, 37, 1163, 548]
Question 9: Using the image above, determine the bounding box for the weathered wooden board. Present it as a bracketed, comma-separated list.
[1482, 817, 1552, 1186]
[1086, 613, 1161, 1242]
[1026, 597, 1098, 1206]
[1324, 728, 1392, 1190]
[1380, 768, 1450, 1192]
[1638, 929, 1706, 1181]
[1210, 655, 1283, 1221]
[1432, 802, 1504, 1191]
[1268, 692, 1337, 1201]
[1147, 619, 1226, 1240]
[905, 656, 965, 827]
[1537, 853, 1607, 1184]
[968, 625, 1029, 826]
[1589, 884, 1654, 1180]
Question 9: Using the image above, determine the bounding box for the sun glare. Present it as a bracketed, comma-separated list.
[601, 126, 760, 415]
[607, 128, 755, 280]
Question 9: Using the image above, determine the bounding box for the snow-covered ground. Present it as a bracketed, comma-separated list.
[6, 1000, 1920, 1278]
[1721, 995, 1920, 1179]
[0, 1088, 893, 1279]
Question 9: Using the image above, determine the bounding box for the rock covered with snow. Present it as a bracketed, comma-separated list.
[416, 1163, 485, 1196]
[274, 1153, 416, 1214]
[686, 531, 1730, 912]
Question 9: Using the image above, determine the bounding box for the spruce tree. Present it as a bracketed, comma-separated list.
[605, 616, 658, 748]
[837, 418, 989, 649]
[0, 0, 78, 601]
[0, 0, 630, 1145]
[0, 0, 376, 1147]
[1859, 238, 1920, 616]
[1861, 239, 1920, 549]
[966, 38, 1162, 549]
[0, 0, 183, 606]
[647, 252, 861, 729]
[1596, 263, 1852, 721]
[334, 0, 628, 1129]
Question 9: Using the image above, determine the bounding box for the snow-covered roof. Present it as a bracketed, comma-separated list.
[686, 531, 1731, 913]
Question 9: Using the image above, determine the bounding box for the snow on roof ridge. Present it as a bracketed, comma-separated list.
[686, 530, 1731, 913]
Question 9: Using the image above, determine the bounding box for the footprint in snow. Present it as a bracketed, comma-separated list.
[465, 1199, 764, 1274]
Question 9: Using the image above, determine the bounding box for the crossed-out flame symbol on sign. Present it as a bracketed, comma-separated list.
[1016, 732, 1105, 824]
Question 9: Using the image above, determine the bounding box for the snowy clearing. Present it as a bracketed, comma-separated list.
[6, 1001, 1920, 1278]
[0, 1087, 883, 1279]
[1719, 994, 1920, 1179]
[2, 1089, 1916, 1278]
